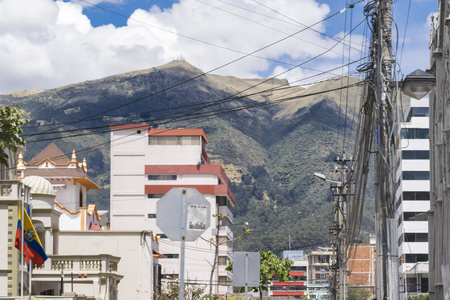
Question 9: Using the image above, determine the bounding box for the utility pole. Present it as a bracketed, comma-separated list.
[371, 0, 399, 299]
[336, 150, 352, 300]
[327, 150, 352, 300]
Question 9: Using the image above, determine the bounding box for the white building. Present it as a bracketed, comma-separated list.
[394, 98, 430, 298]
[109, 125, 235, 296]
[0, 145, 162, 300]
[17, 143, 104, 231]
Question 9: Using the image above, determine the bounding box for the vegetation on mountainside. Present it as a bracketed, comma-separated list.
[0, 61, 375, 252]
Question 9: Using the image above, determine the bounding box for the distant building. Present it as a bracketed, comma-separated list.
[109, 125, 235, 296]
[307, 247, 334, 299]
[394, 98, 430, 298]
[270, 251, 308, 298]
[347, 238, 376, 298]
[17, 143, 104, 231]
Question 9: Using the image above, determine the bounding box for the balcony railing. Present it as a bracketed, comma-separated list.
[33, 254, 120, 274]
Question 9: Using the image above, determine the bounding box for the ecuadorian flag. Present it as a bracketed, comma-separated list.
[15, 206, 48, 267]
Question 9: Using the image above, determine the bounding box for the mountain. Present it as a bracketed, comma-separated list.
[0, 61, 375, 252]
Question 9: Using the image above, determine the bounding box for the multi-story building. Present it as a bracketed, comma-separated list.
[347, 238, 376, 298]
[109, 125, 235, 295]
[270, 250, 308, 299]
[428, 7, 450, 299]
[0, 144, 162, 299]
[394, 98, 430, 298]
[307, 247, 334, 299]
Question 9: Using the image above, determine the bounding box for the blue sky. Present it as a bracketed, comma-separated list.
[0, 0, 437, 93]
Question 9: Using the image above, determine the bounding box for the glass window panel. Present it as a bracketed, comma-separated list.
[412, 107, 429, 117]
[416, 192, 430, 200]
[415, 129, 429, 139]
[403, 172, 415, 180]
[416, 233, 428, 242]
[415, 151, 430, 159]
[165, 136, 177, 145]
[402, 151, 415, 159]
[405, 233, 416, 242]
[415, 171, 430, 180]
[417, 254, 428, 262]
[403, 192, 415, 200]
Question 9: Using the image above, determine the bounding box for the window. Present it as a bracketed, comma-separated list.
[217, 197, 232, 210]
[404, 212, 427, 221]
[407, 278, 417, 293]
[218, 256, 228, 266]
[148, 175, 177, 180]
[148, 194, 165, 198]
[421, 277, 428, 293]
[403, 192, 430, 201]
[402, 171, 430, 180]
[400, 128, 429, 139]
[148, 214, 156, 218]
[218, 236, 231, 247]
[149, 136, 201, 145]
[403, 233, 428, 242]
[405, 254, 428, 263]
[218, 276, 229, 286]
[402, 151, 429, 160]
[163, 254, 179, 259]
[411, 107, 429, 117]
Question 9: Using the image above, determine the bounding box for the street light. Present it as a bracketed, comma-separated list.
[401, 69, 436, 100]
[313, 173, 342, 187]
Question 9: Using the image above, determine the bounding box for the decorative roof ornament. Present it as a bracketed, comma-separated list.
[82, 158, 87, 173]
[17, 152, 26, 171]
[71, 150, 77, 163]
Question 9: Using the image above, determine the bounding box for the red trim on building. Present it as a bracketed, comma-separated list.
[109, 124, 151, 130]
[148, 128, 208, 144]
[272, 282, 304, 286]
[145, 165, 228, 185]
[272, 292, 305, 296]
[145, 184, 235, 205]
[289, 272, 304, 276]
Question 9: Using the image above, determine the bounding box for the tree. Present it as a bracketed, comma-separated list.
[201, 214, 253, 299]
[226, 250, 293, 300]
[0, 105, 28, 167]
[159, 279, 209, 300]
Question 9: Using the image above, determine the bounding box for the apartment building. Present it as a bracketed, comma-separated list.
[270, 250, 308, 298]
[307, 247, 334, 299]
[109, 125, 235, 295]
[394, 98, 430, 298]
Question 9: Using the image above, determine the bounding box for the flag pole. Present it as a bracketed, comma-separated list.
[28, 196, 33, 300]
[21, 187, 24, 300]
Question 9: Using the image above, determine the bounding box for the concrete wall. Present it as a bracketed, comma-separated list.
[58, 231, 158, 300]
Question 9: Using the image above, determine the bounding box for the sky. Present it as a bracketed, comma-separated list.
[0, 0, 437, 94]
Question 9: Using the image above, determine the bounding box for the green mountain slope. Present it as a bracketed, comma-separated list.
[0, 61, 374, 252]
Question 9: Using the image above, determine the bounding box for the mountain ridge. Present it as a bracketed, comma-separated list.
[0, 61, 374, 252]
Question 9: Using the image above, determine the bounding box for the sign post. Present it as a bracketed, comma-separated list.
[157, 188, 211, 299]
[232, 252, 260, 300]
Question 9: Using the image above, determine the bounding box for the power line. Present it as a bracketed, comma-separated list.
[26, 2, 355, 139]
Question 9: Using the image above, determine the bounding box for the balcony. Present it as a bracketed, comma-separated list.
[34, 254, 121, 274]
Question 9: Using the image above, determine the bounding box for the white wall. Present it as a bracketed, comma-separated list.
[58, 231, 157, 300]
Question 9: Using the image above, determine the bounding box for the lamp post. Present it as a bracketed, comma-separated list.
[400, 69, 436, 100]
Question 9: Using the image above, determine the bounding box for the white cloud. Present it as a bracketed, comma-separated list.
[0, 0, 427, 94]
